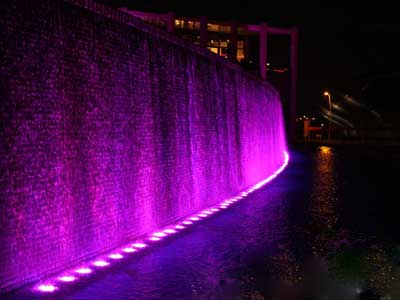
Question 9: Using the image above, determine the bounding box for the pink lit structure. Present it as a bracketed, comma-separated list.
[34, 151, 289, 293]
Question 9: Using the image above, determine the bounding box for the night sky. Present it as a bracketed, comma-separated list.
[102, 0, 400, 121]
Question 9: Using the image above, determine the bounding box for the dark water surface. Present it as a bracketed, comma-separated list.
[6, 145, 400, 300]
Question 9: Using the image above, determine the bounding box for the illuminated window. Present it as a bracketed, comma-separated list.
[220, 25, 231, 33]
[207, 23, 231, 33]
[237, 49, 244, 61]
[236, 40, 245, 62]
[174, 19, 184, 28]
[187, 21, 200, 29]
[207, 23, 219, 32]
[207, 47, 219, 55]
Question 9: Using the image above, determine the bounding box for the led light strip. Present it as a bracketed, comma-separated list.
[33, 151, 289, 293]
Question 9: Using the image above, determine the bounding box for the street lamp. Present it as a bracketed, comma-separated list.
[323, 91, 332, 141]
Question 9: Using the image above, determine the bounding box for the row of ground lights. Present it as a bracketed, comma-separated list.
[34, 151, 289, 293]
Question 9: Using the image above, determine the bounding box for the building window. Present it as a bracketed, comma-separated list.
[207, 23, 231, 33]
[237, 40, 245, 62]
[174, 19, 184, 28]
[187, 20, 200, 29]
[175, 19, 200, 30]
[220, 25, 231, 33]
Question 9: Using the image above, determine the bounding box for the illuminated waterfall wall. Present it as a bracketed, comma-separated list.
[0, 0, 287, 292]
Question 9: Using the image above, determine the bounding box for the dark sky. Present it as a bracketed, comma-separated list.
[103, 0, 400, 116]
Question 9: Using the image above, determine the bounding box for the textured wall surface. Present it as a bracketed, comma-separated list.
[0, 0, 287, 292]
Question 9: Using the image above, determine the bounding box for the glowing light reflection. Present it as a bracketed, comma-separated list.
[75, 268, 92, 274]
[122, 247, 136, 253]
[37, 284, 57, 293]
[58, 275, 76, 282]
[109, 253, 123, 259]
[93, 260, 109, 267]
[153, 232, 167, 237]
[31, 151, 289, 294]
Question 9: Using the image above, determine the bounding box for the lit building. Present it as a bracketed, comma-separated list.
[119, 8, 299, 140]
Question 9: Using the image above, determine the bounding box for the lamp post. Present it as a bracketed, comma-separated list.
[323, 91, 332, 141]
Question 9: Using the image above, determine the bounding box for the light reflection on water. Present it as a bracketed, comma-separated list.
[7, 145, 400, 300]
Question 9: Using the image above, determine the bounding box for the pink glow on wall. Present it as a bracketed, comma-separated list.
[1, 0, 288, 293]
[28, 151, 289, 294]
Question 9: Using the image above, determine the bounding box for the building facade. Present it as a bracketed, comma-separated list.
[119, 7, 298, 141]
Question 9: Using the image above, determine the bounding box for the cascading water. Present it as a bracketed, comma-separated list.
[0, 0, 287, 293]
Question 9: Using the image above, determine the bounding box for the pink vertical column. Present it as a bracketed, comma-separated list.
[290, 27, 298, 142]
[259, 23, 268, 80]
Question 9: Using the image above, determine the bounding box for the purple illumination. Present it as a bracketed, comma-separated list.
[122, 247, 136, 253]
[36, 284, 57, 293]
[93, 260, 110, 267]
[58, 275, 76, 282]
[26, 151, 289, 294]
[1, 0, 288, 291]
[109, 253, 124, 259]
[75, 268, 92, 274]
[132, 243, 147, 249]
[153, 232, 167, 237]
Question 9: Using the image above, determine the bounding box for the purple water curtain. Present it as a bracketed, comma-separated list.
[0, 0, 287, 293]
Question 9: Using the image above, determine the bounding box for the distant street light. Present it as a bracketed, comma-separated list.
[323, 91, 332, 140]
